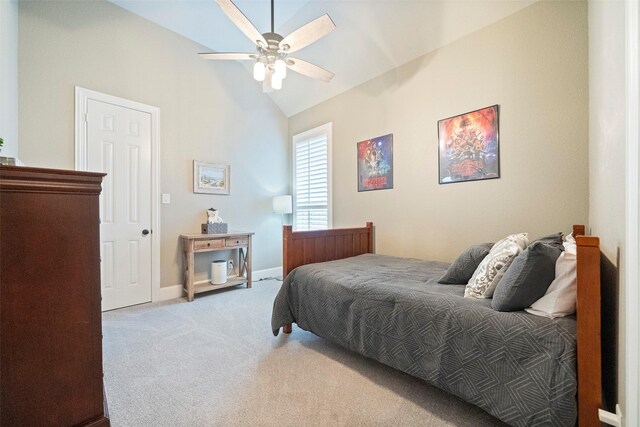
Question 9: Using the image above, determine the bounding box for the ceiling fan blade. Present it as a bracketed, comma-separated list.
[215, 0, 267, 47]
[199, 52, 257, 61]
[286, 58, 335, 83]
[279, 14, 335, 54]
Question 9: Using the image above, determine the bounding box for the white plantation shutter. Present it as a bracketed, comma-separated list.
[293, 123, 332, 231]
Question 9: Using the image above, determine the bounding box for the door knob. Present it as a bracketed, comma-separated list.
[142, 229, 150, 236]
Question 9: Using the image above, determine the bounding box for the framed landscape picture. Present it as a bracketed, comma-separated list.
[357, 133, 393, 192]
[438, 105, 500, 184]
[193, 161, 230, 195]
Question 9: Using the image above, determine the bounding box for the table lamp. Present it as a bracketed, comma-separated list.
[272, 195, 292, 225]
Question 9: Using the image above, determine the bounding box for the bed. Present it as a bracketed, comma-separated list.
[271, 223, 602, 427]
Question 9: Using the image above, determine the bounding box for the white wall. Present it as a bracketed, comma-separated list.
[18, 0, 289, 287]
[589, 0, 626, 415]
[0, 0, 18, 158]
[290, 1, 589, 263]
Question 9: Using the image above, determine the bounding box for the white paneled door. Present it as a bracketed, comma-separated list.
[87, 99, 152, 311]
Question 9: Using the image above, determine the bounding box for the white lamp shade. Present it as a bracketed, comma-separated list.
[274, 59, 287, 79]
[253, 61, 265, 81]
[272, 195, 292, 214]
[271, 74, 282, 90]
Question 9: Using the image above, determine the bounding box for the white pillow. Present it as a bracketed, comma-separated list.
[465, 233, 529, 299]
[525, 234, 577, 318]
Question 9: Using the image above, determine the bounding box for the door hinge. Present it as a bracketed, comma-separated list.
[84, 113, 88, 123]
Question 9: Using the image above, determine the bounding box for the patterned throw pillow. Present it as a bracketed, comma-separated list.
[464, 233, 529, 299]
[438, 243, 493, 284]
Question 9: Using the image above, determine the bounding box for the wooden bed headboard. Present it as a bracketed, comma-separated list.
[282, 222, 374, 277]
[573, 224, 603, 427]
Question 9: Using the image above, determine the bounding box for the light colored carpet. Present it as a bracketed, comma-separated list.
[102, 280, 507, 427]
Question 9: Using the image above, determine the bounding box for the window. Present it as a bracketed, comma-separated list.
[293, 123, 332, 230]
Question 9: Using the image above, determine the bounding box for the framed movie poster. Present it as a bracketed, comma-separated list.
[438, 105, 500, 184]
[357, 133, 393, 192]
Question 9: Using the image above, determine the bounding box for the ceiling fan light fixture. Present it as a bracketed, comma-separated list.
[205, 0, 336, 92]
[271, 74, 283, 90]
[274, 59, 287, 79]
[253, 61, 266, 81]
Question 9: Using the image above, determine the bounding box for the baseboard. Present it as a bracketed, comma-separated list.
[157, 266, 283, 302]
[159, 284, 183, 301]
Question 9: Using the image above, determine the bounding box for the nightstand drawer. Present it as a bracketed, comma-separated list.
[225, 237, 248, 247]
[194, 239, 224, 250]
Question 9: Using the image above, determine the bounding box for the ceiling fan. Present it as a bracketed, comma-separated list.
[200, 0, 336, 92]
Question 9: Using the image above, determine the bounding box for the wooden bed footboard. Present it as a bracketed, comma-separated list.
[283, 222, 374, 278]
[281, 222, 374, 336]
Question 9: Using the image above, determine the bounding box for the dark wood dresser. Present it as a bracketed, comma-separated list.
[0, 166, 109, 426]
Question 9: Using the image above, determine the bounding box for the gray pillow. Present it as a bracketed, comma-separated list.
[491, 241, 562, 312]
[532, 232, 564, 250]
[438, 243, 493, 284]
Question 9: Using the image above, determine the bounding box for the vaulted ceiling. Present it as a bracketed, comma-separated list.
[109, 0, 534, 117]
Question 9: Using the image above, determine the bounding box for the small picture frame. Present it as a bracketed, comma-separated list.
[193, 161, 230, 195]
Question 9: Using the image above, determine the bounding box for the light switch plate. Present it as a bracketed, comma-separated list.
[162, 193, 171, 204]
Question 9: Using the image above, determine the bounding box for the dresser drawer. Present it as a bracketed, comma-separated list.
[194, 239, 224, 250]
[225, 237, 248, 247]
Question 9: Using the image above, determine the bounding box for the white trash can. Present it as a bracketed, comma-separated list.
[211, 260, 227, 284]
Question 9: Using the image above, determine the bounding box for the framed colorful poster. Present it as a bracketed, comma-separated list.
[357, 134, 393, 192]
[438, 105, 500, 184]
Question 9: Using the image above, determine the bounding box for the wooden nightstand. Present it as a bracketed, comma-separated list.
[180, 232, 254, 301]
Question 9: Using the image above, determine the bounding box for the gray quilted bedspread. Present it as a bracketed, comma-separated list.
[271, 254, 577, 426]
